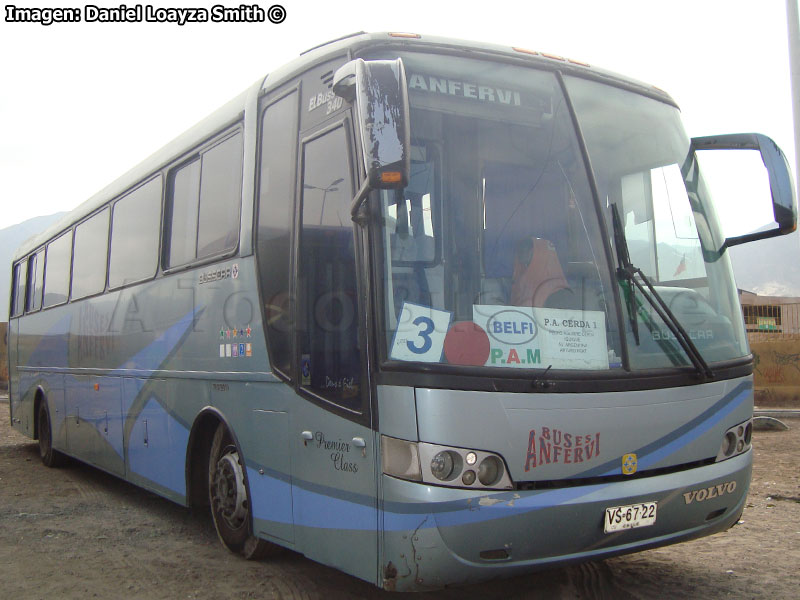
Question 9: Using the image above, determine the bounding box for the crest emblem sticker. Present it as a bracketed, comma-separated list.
[622, 453, 638, 475]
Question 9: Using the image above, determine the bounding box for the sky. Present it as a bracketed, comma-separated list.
[1, 0, 797, 238]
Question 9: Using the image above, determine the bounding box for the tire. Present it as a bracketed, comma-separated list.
[208, 423, 279, 559]
[38, 400, 65, 468]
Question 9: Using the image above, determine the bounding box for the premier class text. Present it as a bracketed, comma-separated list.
[4, 4, 267, 26]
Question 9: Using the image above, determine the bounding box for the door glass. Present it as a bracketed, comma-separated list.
[258, 91, 299, 378]
[297, 124, 360, 410]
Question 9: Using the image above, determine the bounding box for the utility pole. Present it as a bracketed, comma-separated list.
[789, 0, 800, 200]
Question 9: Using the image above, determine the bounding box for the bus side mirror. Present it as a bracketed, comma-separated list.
[690, 133, 797, 248]
[333, 58, 411, 218]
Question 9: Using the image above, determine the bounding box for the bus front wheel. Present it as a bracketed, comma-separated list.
[208, 423, 277, 559]
[37, 400, 65, 468]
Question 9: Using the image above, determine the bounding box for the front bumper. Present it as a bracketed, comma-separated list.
[380, 450, 751, 591]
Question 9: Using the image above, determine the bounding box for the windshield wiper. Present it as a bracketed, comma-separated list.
[610, 204, 714, 380]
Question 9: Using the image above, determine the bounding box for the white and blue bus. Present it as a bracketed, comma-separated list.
[8, 33, 796, 591]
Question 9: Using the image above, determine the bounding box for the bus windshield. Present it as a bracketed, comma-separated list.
[371, 52, 747, 372]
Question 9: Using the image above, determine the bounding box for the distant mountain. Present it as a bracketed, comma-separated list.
[727, 228, 800, 297]
[0, 213, 66, 321]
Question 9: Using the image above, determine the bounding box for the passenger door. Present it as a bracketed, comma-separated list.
[290, 120, 378, 584]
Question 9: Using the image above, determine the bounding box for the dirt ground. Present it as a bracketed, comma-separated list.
[0, 401, 798, 600]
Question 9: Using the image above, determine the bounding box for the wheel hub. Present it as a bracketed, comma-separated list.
[212, 447, 248, 529]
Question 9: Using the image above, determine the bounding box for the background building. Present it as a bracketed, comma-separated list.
[739, 290, 800, 337]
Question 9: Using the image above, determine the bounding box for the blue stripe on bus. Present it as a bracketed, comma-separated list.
[270, 480, 608, 532]
[111, 308, 202, 375]
[248, 472, 378, 530]
[383, 484, 608, 531]
[256, 469, 608, 532]
[248, 467, 295, 525]
[128, 396, 190, 495]
[602, 384, 750, 475]
[572, 381, 751, 478]
[118, 309, 202, 495]
[269, 382, 753, 534]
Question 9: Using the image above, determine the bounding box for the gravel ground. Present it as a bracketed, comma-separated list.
[1, 399, 797, 599]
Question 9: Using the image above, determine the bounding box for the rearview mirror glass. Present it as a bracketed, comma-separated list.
[690, 133, 797, 248]
[333, 58, 411, 190]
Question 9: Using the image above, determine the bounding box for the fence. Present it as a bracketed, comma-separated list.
[743, 302, 800, 335]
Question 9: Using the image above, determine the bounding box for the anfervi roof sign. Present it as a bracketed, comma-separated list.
[408, 73, 522, 106]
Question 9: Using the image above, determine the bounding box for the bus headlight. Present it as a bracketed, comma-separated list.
[715, 418, 752, 462]
[381, 436, 513, 489]
[477, 456, 502, 486]
[430, 450, 460, 481]
[419, 442, 513, 490]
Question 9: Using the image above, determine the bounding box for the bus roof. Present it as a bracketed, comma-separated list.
[14, 32, 676, 261]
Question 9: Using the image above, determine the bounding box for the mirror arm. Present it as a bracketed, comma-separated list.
[350, 179, 372, 223]
[722, 228, 792, 251]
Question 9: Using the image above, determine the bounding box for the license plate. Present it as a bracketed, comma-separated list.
[604, 501, 657, 533]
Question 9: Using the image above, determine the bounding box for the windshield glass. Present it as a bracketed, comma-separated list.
[564, 76, 747, 368]
[367, 52, 746, 374]
[371, 53, 622, 372]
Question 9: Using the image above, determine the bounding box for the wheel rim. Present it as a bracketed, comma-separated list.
[212, 445, 248, 530]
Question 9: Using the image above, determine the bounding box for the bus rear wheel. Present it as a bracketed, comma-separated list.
[38, 400, 65, 468]
[208, 423, 278, 559]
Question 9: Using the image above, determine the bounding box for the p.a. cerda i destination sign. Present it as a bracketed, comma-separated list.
[473, 304, 609, 370]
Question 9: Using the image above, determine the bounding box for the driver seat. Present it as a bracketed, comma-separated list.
[511, 237, 570, 307]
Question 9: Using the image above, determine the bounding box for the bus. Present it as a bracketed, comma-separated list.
[7, 32, 796, 591]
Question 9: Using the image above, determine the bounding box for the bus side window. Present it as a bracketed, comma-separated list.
[10, 261, 25, 318]
[109, 177, 162, 289]
[166, 131, 243, 268]
[43, 231, 73, 308]
[26, 251, 44, 312]
[72, 208, 110, 300]
[298, 124, 360, 410]
[196, 134, 243, 258]
[258, 90, 299, 380]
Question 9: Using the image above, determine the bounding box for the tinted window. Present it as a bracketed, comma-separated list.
[168, 159, 201, 267]
[72, 209, 110, 299]
[257, 91, 298, 377]
[166, 131, 242, 267]
[197, 134, 243, 257]
[43, 231, 73, 307]
[298, 125, 359, 409]
[109, 177, 162, 288]
[26, 251, 44, 312]
[11, 262, 25, 318]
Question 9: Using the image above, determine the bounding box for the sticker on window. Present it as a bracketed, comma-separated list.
[390, 302, 452, 362]
[473, 305, 609, 370]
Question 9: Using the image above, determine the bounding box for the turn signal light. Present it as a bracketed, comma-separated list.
[380, 171, 403, 184]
